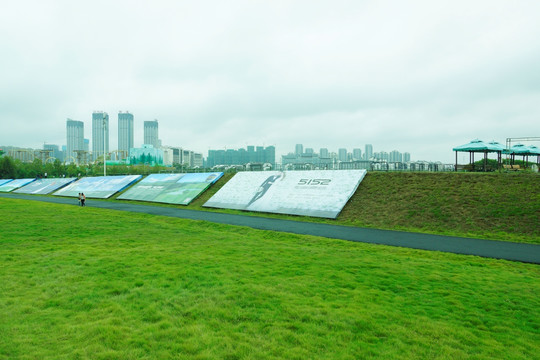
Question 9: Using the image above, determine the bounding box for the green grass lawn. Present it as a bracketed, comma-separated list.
[1, 198, 539, 359]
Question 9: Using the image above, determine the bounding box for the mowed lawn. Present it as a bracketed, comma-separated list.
[0, 198, 538, 359]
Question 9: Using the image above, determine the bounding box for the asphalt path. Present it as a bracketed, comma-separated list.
[1, 192, 539, 264]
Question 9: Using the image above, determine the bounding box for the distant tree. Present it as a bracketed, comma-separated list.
[65, 164, 79, 177]
[30, 158, 43, 177]
[12, 161, 25, 178]
[139, 153, 147, 164]
[53, 159, 64, 177]
[0, 156, 17, 178]
[43, 161, 54, 177]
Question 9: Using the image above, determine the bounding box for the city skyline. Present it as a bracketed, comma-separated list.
[1, 1, 539, 163]
[283, 143, 411, 165]
[59, 112, 419, 164]
[7, 108, 538, 164]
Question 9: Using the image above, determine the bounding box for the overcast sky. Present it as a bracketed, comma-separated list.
[1, 0, 539, 163]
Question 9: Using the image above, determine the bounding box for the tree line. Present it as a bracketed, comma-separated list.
[0, 155, 196, 179]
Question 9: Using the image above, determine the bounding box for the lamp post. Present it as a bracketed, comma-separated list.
[103, 115, 107, 176]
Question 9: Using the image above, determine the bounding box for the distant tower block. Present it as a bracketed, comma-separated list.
[66, 119, 84, 163]
[92, 111, 109, 162]
[144, 120, 159, 148]
[118, 111, 134, 159]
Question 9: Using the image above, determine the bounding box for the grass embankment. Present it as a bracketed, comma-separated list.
[1, 198, 539, 359]
[339, 172, 540, 242]
[181, 172, 540, 244]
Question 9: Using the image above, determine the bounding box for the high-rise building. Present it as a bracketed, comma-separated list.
[319, 148, 329, 158]
[265, 146, 276, 165]
[182, 149, 192, 167]
[389, 150, 402, 163]
[206, 146, 276, 168]
[295, 144, 303, 156]
[192, 153, 203, 168]
[305, 148, 314, 155]
[353, 148, 362, 160]
[365, 144, 373, 160]
[66, 119, 84, 163]
[403, 152, 411, 162]
[174, 147, 182, 164]
[144, 120, 159, 148]
[92, 111, 109, 161]
[118, 111, 134, 159]
[338, 148, 347, 162]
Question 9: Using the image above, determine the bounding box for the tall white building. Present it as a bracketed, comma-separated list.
[92, 111, 109, 161]
[182, 149, 193, 167]
[319, 148, 329, 158]
[338, 148, 347, 162]
[295, 144, 303, 156]
[66, 119, 84, 163]
[144, 120, 159, 148]
[365, 144, 373, 160]
[353, 148, 362, 160]
[118, 111, 134, 159]
[161, 146, 174, 166]
[403, 152, 411, 162]
[389, 150, 402, 162]
[192, 153, 203, 167]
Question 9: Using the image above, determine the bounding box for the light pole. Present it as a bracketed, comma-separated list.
[103, 115, 107, 176]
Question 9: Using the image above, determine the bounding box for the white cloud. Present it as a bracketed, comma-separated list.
[1, 0, 539, 163]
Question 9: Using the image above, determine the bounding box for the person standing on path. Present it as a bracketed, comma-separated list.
[81, 193, 86, 207]
[78, 193, 82, 206]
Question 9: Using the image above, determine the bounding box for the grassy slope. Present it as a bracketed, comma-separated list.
[339, 172, 540, 242]
[1, 198, 539, 359]
[184, 172, 540, 243]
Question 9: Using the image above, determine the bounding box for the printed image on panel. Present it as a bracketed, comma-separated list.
[14, 178, 77, 195]
[118, 172, 223, 205]
[53, 175, 142, 199]
[0, 178, 36, 192]
[0, 179, 13, 187]
[203, 170, 366, 218]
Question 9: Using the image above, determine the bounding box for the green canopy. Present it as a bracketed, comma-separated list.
[453, 139, 505, 152]
[526, 145, 540, 155]
[453, 139, 504, 171]
[453, 139, 488, 152]
[505, 144, 540, 155]
[486, 141, 506, 152]
[505, 143, 528, 155]
[504, 144, 540, 167]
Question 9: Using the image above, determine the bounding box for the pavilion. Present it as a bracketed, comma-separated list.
[453, 139, 505, 171]
[505, 144, 540, 167]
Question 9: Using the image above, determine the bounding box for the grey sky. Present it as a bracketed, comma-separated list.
[1, 0, 539, 163]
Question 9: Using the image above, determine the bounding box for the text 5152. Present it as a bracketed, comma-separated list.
[297, 179, 331, 186]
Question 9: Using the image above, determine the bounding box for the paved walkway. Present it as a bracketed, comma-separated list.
[1, 193, 539, 264]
